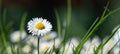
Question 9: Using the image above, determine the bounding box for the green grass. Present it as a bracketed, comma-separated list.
[75, 1, 120, 53]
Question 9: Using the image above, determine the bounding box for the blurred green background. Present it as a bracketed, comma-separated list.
[0, 0, 120, 39]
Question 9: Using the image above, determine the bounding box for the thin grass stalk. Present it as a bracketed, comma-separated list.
[65, 0, 72, 39]
[17, 37, 21, 54]
[79, 17, 99, 43]
[62, 0, 72, 42]
[54, 10, 71, 53]
[54, 8, 61, 40]
[0, 30, 8, 54]
[67, 0, 72, 27]
[18, 12, 27, 54]
[54, 0, 72, 53]
[100, 1, 110, 20]
[20, 12, 27, 31]
[3, 8, 7, 28]
[0, 8, 8, 54]
[54, 9, 63, 54]
[11, 44, 15, 54]
[62, 0, 72, 49]
[17, 47, 19, 54]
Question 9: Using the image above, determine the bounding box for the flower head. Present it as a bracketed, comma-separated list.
[26, 35, 37, 46]
[22, 45, 31, 53]
[41, 31, 57, 41]
[33, 42, 53, 54]
[10, 30, 26, 43]
[40, 42, 53, 52]
[27, 17, 52, 36]
[81, 36, 100, 54]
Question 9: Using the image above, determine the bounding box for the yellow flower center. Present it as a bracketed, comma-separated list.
[24, 45, 31, 52]
[107, 41, 114, 47]
[64, 48, 68, 53]
[35, 22, 45, 30]
[40, 52, 44, 54]
[45, 34, 51, 40]
[29, 38, 34, 43]
[16, 33, 20, 40]
[44, 45, 49, 51]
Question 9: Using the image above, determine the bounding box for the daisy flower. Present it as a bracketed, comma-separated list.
[70, 37, 79, 47]
[41, 31, 57, 41]
[27, 17, 52, 36]
[40, 42, 53, 52]
[113, 47, 120, 54]
[60, 42, 74, 54]
[33, 42, 53, 54]
[22, 45, 31, 54]
[49, 37, 61, 49]
[26, 35, 38, 46]
[81, 36, 100, 54]
[112, 25, 120, 46]
[7, 46, 12, 54]
[10, 30, 26, 43]
[103, 39, 116, 54]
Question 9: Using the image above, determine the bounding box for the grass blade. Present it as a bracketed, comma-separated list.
[20, 12, 27, 31]
[54, 8, 61, 40]
[100, 1, 110, 20]
[79, 17, 99, 43]
[67, 0, 72, 27]
[18, 12, 27, 54]
[11, 44, 15, 54]
[0, 29, 8, 54]
[0, 8, 8, 54]
[3, 8, 7, 27]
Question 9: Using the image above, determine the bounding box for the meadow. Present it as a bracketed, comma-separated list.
[0, 0, 120, 54]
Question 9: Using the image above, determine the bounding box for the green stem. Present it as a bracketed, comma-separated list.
[38, 37, 40, 54]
